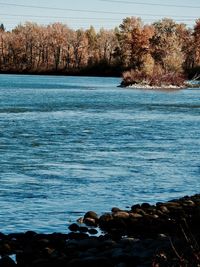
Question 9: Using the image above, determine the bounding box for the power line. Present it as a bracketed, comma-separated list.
[0, 2, 144, 15]
[0, 2, 198, 21]
[0, 13, 120, 21]
[100, 0, 200, 9]
[0, 13, 198, 21]
[0, 1, 199, 17]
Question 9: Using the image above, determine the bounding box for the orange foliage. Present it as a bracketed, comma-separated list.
[0, 17, 199, 78]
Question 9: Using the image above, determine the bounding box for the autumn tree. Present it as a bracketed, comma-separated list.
[117, 17, 154, 70]
[176, 24, 194, 71]
[96, 28, 118, 65]
[70, 29, 88, 70]
[0, 29, 7, 69]
[86, 26, 98, 65]
[193, 19, 200, 66]
[150, 18, 185, 73]
[5, 28, 27, 71]
[0, 17, 199, 80]
[47, 23, 69, 71]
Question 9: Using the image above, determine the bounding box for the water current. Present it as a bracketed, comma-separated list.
[0, 74, 200, 233]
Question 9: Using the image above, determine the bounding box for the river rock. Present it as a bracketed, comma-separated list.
[112, 211, 129, 219]
[88, 228, 98, 235]
[68, 223, 80, 232]
[111, 207, 122, 213]
[129, 212, 143, 219]
[1, 194, 200, 267]
[84, 218, 97, 227]
[84, 211, 99, 221]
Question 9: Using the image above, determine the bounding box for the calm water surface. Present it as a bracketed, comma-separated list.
[0, 74, 200, 233]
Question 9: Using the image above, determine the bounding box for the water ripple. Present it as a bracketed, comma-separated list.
[0, 75, 200, 233]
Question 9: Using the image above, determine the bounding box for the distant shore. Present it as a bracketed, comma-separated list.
[0, 194, 200, 266]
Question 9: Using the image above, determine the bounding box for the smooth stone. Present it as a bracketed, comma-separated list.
[24, 231, 37, 238]
[88, 229, 98, 235]
[146, 214, 159, 219]
[129, 213, 143, 219]
[84, 218, 97, 227]
[113, 212, 129, 219]
[68, 223, 80, 232]
[141, 203, 151, 209]
[84, 211, 98, 220]
[99, 213, 114, 229]
[159, 206, 170, 213]
[134, 209, 147, 216]
[79, 226, 89, 233]
[111, 207, 122, 213]
[67, 232, 89, 240]
[131, 204, 141, 211]
[165, 202, 180, 207]
[183, 200, 195, 206]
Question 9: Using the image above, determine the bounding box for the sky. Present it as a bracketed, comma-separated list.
[0, 0, 199, 31]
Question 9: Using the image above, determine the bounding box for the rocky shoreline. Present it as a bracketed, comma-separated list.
[119, 82, 200, 90]
[1, 194, 200, 266]
[123, 84, 186, 90]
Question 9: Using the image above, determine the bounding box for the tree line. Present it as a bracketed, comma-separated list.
[0, 18, 199, 79]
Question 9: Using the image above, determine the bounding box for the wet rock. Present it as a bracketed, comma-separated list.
[1, 194, 200, 267]
[84, 211, 98, 221]
[24, 231, 37, 239]
[141, 203, 151, 209]
[48, 233, 67, 249]
[129, 213, 143, 219]
[183, 200, 195, 207]
[88, 228, 98, 235]
[158, 205, 170, 214]
[99, 213, 114, 230]
[68, 223, 80, 232]
[67, 232, 89, 240]
[131, 204, 141, 211]
[165, 201, 180, 208]
[79, 226, 88, 233]
[134, 209, 147, 216]
[83, 211, 99, 227]
[84, 218, 97, 227]
[111, 207, 122, 213]
[113, 211, 129, 219]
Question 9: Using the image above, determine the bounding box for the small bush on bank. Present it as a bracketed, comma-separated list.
[121, 68, 186, 87]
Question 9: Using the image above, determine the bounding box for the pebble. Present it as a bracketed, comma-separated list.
[0, 194, 200, 266]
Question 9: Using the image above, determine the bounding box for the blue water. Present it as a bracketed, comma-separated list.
[0, 74, 200, 233]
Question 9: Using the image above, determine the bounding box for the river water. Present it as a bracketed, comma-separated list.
[0, 74, 200, 233]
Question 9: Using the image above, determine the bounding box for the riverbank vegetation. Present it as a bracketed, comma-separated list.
[0, 18, 200, 84]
